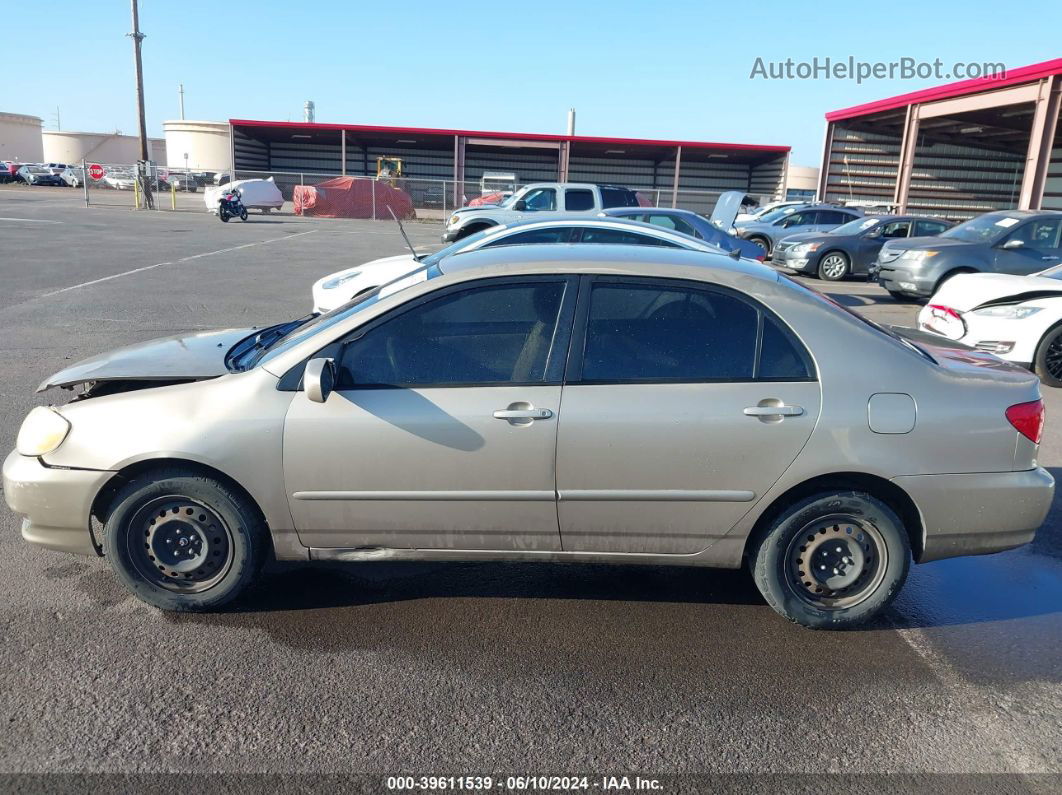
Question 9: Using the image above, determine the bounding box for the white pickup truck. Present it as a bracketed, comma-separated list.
[443, 182, 641, 241]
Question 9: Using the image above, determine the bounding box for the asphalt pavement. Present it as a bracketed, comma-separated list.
[0, 186, 1058, 791]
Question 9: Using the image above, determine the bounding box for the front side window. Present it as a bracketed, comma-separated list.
[564, 189, 595, 211]
[1009, 218, 1062, 250]
[778, 212, 811, 227]
[521, 188, 556, 211]
[339, 282, 566, 387]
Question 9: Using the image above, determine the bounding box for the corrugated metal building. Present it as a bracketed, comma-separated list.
[819, 58, 1062, 220]
[228, 119, 790, 212]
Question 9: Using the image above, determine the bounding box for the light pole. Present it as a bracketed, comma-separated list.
[127, 0, 148, 162]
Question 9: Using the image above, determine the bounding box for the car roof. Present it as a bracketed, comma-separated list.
[437, 242, 777, 284]
[603, 207, 700, 218]
[471, 216, 719, 249]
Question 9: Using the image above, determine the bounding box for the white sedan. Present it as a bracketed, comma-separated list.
[917, 266, 1062, 385]
[311, 216, 737, 313]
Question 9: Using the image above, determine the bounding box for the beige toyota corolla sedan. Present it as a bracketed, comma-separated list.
[4, 245, 1054, 628]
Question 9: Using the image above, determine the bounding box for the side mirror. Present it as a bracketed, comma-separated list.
[1002, 238, 1025, 250]
[304, 357, 335, 403]
[513, 199, 527, 211]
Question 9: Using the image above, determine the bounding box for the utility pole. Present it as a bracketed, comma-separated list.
[128, 0, 148, 162]
[178, 83, 185, 120]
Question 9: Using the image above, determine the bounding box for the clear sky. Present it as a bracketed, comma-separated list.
[4, 0, 1059, 165]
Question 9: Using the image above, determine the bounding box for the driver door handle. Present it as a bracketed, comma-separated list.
[744, 405, 804, 417]
[493, 408, 553, 420]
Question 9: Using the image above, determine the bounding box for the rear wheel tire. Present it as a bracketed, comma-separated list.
[103, 468, 268, 611]
[818, 252, 850, 281]
[1034, 325, 1062, 387]
[751, 491, 911, 629]
[219, 209, 230, 222]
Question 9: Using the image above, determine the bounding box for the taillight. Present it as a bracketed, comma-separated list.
[756, 254, 765, 262]
[1006, 399, 1044, 444]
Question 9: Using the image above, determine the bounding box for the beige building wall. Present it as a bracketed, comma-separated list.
[42, 130, 166, 165]
[785, 164, 820, 197]
[163, 120, 230, 171]
[0, 112, 44, 162]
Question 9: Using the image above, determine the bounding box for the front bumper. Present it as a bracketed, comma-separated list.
[895, 467, 1054, 562]
[771, 248, 813, 272]
[877, 262, 935, 297]
[442, 227, 461, 242]
[3, 450, 111, 556]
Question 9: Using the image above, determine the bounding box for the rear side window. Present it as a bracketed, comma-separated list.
[914, 220, 949, 236]
[581, 284, 757, 381]
[564, 189, 595, 211]
[599, 187, 638, 208]
[578, 228, 681, 247]
[579, 281, 813, 383]
[645, 214, 697, 237]
[759, 316, 812, 379]
[817, 210, 851, 225]
[482, 227, 570, 246]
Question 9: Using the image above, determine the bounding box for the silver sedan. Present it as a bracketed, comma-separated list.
[3, 245, 1053, 628]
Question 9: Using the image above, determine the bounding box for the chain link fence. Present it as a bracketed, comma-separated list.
[79, 163, 731, 220]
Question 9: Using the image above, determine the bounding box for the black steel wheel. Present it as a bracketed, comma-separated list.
[1034, 325, 1062, 388]
[752, 490, 910, 629]
[817, 251, 850, 281]
[104, 467, 268, 611]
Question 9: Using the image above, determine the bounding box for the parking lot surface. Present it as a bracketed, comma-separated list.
[0, 187, 1059, 782]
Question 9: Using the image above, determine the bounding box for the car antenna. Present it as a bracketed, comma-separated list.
[387, 207, 422, 261]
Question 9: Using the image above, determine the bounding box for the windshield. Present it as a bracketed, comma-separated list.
[940, 213, 1020, 243]
[831, 217, 881, 236]
[252, 264, 439, 368]
[755, 207, 800, 225]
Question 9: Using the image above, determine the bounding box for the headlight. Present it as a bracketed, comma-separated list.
[448, 214, 461, 227]
[321, 271, 360, 290]
[899, 249, 939, 262]
[734, 227, 746, 236]
[972, 305, 1043, 319]
[16, 407, 71, 456]
[792, 242, 821, 254]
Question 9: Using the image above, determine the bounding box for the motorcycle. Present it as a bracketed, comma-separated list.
[217, 188, 248, 223]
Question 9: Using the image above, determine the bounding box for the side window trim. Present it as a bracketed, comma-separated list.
[563, 275, 817, 385]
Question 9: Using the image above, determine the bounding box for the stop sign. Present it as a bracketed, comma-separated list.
[87, 163, 105, 181]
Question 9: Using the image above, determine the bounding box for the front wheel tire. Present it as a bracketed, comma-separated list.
[1034, 325, 1062, 388]
[818, 252, 850, 281]
[103, 468, 268, 611]
[751, 491, 911, 629]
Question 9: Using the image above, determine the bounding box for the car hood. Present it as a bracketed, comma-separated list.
[777, 231, 828, 246]
[315, 254, 418, 288]
[929, 271, 1062, 312]
[708, 190, 747, 231]
[38, 327, 256, 392]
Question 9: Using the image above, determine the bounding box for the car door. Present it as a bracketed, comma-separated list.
[283, 276, 577, 551]
[555, 276, 821, 554]
[516, 187, 557, 216]
[994, 217, 1062, 274]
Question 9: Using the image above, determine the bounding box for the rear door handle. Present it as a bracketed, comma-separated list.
[493, 408, 553, 420]
[744, 405, 804, 417]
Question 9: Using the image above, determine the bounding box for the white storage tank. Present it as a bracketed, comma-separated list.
[163, 120, 230, 172]
[0, 112, 44, 162]
[42, 130, 166, 165]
